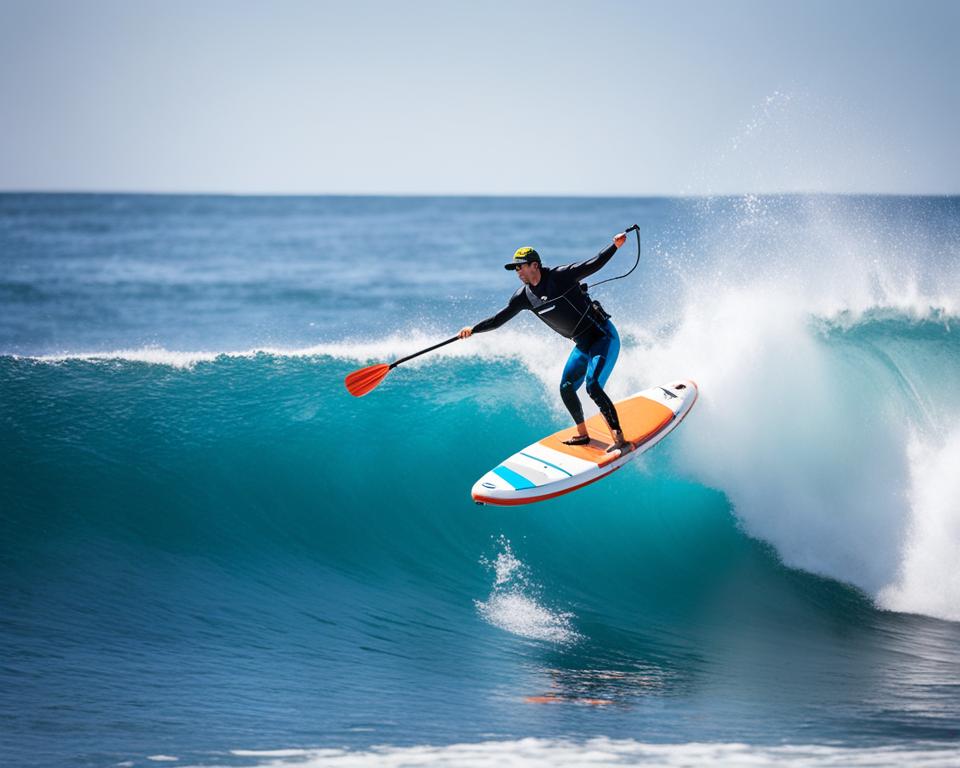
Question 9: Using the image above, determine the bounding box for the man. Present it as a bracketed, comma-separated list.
[459, 232, 629, 452]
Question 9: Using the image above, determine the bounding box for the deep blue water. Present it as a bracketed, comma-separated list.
[2, 194, 960, 767]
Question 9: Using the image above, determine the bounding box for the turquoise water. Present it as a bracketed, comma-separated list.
[3, 194, 960, 766]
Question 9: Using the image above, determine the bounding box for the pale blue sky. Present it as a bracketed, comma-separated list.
[1, 0, 958, 195]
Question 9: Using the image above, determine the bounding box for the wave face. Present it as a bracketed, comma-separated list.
[3, 194, 960, 767]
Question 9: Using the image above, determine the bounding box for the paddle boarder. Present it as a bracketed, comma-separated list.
[459, 232, 629, 452]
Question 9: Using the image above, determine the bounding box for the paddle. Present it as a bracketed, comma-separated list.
[344, 334, 461, 397]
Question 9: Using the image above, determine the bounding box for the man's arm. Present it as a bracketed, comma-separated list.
[552, 232, 627, 283]
[459, 290, 527, 338]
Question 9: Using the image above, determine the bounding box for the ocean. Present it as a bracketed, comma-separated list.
[2, 193, 960, 767]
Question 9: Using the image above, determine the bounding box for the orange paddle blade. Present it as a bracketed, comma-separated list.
[344, 363, 391, 397]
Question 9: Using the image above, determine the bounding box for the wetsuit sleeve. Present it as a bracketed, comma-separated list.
[471, 289, 527, 333]
[553, 243, 618, 282]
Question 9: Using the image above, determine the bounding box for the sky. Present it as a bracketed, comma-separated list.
[1, 0, 958, 196]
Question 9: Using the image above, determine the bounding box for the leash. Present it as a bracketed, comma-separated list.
[586, 224, 640, 291]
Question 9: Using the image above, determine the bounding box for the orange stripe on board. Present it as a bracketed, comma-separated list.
[539, 394, 674, 465]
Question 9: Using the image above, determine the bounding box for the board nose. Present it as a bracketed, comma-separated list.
[471, 471, 511, 502]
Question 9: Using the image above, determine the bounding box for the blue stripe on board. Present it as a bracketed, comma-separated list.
[492, 465, 535, 490]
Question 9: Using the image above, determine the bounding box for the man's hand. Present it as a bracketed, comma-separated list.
[459, 326, 473, 339]
[613, 232, 627, 248]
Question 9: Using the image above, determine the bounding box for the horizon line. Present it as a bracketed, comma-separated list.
[2, 189, 959, 199]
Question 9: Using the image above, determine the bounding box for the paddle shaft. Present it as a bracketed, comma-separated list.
[389, 334, 460, 369]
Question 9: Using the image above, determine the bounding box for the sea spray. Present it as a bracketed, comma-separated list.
[474, 538, 580, 644]
[880, 426, 960, 620]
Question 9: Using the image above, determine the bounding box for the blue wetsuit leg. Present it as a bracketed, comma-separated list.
[587, 320, 620, 389]
[559, 346, 590, 425]
[559, 320, 621, 429]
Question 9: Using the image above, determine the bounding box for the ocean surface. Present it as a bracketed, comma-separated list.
[2, 193, 960, 767]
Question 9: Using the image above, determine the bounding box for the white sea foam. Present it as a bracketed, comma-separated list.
[30, 347, 226, 369]
[879, 426, 960, 621]
[231, 750, 337, 758]
[27, 343, 348, 370]
[188, 738, 960, 767]
[475, 539, 579, 644]
[17, 327, 552, 371]
[622, 283, 915, 593]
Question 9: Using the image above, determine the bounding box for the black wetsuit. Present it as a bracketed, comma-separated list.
[472, 244, 623, 432]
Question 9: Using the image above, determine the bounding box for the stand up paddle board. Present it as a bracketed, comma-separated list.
[471, 380, 698, 506]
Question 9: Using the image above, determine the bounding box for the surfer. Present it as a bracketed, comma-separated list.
[459, 233, 630, 452]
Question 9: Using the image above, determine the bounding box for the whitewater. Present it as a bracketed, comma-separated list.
[2, 193, 960, 766]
